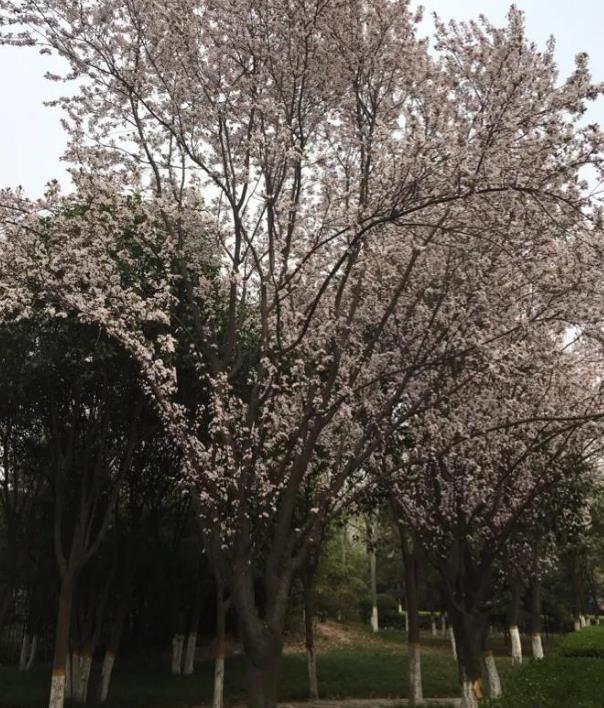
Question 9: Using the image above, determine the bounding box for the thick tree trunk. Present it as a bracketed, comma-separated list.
[98, 560, 135, 703]
[49, 579, 73, 708]
[399, 525, 423, 707]
[75, 648, 93, 703]
[71, 649, 82, 700]
[449, 609, 485, 708]
[431, 614, 437, 637]
[510, 625, 522, 665]
[213, 656, 225, 708]
[480, 624, 502, 699]
[408, 643, 423, 706]
[531, 633, 544, 660]
[245, 649, 281, 708]
[530, 576, 544, 660]
[50, 672, 67, 708]
[229, 533, 296, 708]
[235, 576, 285, 708]
[508, 579, 522, 665]
[510, 624, 522, 665]
[483, 650, 502, 698]
[171, 633, 185, 674]
[183, 632, 197, 675]
[239, 618, 283, 708]
[461, 680, 480, 708]
[98, 651, 115, 704]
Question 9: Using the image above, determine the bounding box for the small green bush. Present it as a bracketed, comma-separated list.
[359, 593, 401, 627]
[558, 624, 604, 658]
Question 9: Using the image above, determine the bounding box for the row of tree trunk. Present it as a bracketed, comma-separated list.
[360, 513, 552, 708]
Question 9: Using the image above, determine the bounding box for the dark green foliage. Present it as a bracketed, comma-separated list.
[313, 526, 367, 622]
[558, 624, 604, 658]
[359, 593, 401, 628]
[486, 656, 604, 708]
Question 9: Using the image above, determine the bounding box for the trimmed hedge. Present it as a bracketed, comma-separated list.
[558, 624, 604, 658]
[359, 594, 401, 627]
[487, 657, 603, 708]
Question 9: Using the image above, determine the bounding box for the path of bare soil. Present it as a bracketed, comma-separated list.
[230, 700, 460, 707]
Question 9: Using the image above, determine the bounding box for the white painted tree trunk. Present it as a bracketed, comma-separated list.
[431, 616, 437, 636]
[78, 653, 93, 703]
[98, 651, 115, 703]
[306, 646, 319, 701]
[367, 516, 379, 633]
[49, 670, 66, 708]
[65, 653, 72, 700]
[212, 655, 225, 708]
[483, 650, 502, 698]
[579, 614, 587, 628]
[574, 618, 582, 631]
[460, 680, 480, 708]
[449, 626, 457, 661]
[531, 633, 544, 660]
[26, 635, 38, 670]
[370, 605, 379, 633]
[408, 643, 423, 705]
[19, 633, 31, 670]
[71, 651, 82, 700]
[441, 614, 446, 637]
[171, 633, 185, 674]
[369, 549, 378, 632]
[509, 625, 522, 665]
[183, 632, 197, 675]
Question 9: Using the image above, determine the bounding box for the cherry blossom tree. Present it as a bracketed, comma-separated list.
[2, 3, 604, 707]
[385, 335, 604, 707]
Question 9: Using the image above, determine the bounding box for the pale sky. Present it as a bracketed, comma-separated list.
[1, 0, 603, 197]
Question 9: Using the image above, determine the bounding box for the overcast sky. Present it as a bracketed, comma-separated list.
[1, 0, 603, 197]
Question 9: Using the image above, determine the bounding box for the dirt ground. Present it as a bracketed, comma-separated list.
[233, 700, 460, 707]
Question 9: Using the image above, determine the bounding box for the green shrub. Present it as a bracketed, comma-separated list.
[558, 624, 604, 658]
[486, 656, 604, 708]
[359, 594, 401, 627]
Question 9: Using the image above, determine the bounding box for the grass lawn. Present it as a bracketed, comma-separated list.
[486, 624, 604, 708]
[0, 648, 461, 707]
[0, 623, 557, 707]
[485, 656, 604, 708]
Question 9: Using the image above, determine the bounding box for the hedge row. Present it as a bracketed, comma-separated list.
[558, 624, 604, 658]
